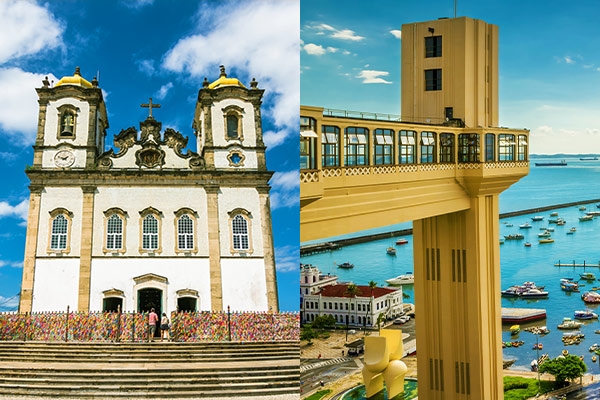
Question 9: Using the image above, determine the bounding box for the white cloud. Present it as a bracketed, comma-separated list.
[154, 82, 173, 100]
[162, 0, 299, 145]
[123, 0, 154, 9]
[390, 30, 402, 39]
[274, 245, 299, 273]
[0, 68, 59, 145]
[304, 43, 326, 56]
[332, 29, 364, 41]
[0, 199, 29, 222]
[0, 0, 63, 64]
[564, 56, 575, 64]
[137, 59, 156, 76]
[269, 170, 299, 210]
[357, 70, 392, 84]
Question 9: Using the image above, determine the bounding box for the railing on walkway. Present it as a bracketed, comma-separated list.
[0, 307, 299, 343]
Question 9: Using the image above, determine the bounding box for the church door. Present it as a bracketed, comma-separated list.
[138, 288, 162, 338]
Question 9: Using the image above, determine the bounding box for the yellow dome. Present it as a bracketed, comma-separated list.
[207, 65, 246, 89]
[55, 67, 93, 88]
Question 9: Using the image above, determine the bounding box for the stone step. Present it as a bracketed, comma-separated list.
[0, 341, 300, 399]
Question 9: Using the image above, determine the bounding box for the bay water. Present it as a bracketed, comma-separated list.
[300, 156, 600, 378]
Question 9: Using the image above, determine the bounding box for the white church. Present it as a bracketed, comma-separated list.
[18, 66, 279, 315]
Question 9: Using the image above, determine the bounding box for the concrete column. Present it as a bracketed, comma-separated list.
[19, 187, 44, 313]
[77, 186, 96, 311]
[205, 185, 222, 311]
[258, 187, 279, 312]
[413, 194, 502, 399]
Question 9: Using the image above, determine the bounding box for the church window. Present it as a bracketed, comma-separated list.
[222, 105, 244, 141]
[47, 208, 73, 254]
[232, 215, 249, 250]
[56, 105, 79, 139]
[177, 215, 194, 250]
[226, 150, 246, 167]
[142, 214, 159, 250]
[106, 214, 124, 250]
[50, 215, 68, 250]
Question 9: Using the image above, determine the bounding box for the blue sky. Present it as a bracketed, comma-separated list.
[0, 0, 299, 312]
[301, 0, 600, 155]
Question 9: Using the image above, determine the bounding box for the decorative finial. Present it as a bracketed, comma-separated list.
[92, 76, 98, 87]
[42, 76, 50, 88]
[74, 66, 81, 76]
[219, 65, 226, 77]
[203, 77, 209, 88]
[250, 77, 258, 89]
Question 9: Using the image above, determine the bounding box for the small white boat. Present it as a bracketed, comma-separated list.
[531, 216, 544, 221]
[558, 317, 583, 330]
[519, 223, 532, 229]
[579, 214, 594, 222]
[386, 247, 397, 255]
[395, 238, 409, 245]
[386, 273, 415, 285]
[575, 310, 599, 320]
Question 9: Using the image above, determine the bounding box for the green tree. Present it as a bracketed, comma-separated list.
[300, 325, 318, 343]
[538, 354, 587, 386]
[376, 312, 387, 333]
[312, 314, 336, 330]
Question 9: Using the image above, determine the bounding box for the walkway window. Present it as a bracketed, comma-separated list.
[300, 116, 318, 169]
[50, 215, 68, 250]
[374, 128, 393, 165]
[344, 127, 368, 166]
[322, 125, 340, 167]
[425, 35, 442, 58]
[517, 135, 528, 161]
[439, 133, 454, 163]
[420, 131, 436, 163]
[425, 69, 442, 91]
[498, 134, 516, 161]
[485, 133, 495, 162]
[458, 133, 480, 162]
[399, 130, 416, 164]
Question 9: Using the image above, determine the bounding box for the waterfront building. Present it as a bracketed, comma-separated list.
[301, 16, 529, 399]
[300, 263, 338, 296]
[19, 67, 279, 315]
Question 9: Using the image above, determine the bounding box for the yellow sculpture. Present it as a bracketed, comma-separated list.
[362, 329, 408, 399]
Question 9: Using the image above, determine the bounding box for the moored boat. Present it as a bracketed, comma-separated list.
[395, 238, 408, 245]
[539, 238, 554, 244]
[538, 231, 551, 238]
[519, 222, 532, 229]
[560, 278, 579, 292]
[510, 325, 520, 335]
[531, 216, 544, 221]
[386, 273, 415, 285]
[521, 288, 549, 298]
[338, 262, 354, 269]
[567, 227, 577, 234]
[582, 291, 600, 304]
[524, 242, 532, 247]
[504, 233, 525, 240]
[558, 317, 583, 330]
[580, 272, 596, 281]
[386, 247, 396, 255]
[575, 310, 599, 320]
[579, 214, 594, 222]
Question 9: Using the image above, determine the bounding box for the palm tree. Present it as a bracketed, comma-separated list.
[368, 281, 377, 329]
[344, 283, 361, 341]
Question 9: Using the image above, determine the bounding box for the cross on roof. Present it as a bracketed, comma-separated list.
[141, 97, 161, 119]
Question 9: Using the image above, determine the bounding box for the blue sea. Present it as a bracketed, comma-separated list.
[301, 156, 600, 391]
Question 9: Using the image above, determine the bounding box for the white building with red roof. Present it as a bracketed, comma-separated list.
[301, 266, 404, 328]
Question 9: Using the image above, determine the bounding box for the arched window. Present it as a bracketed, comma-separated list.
[57, 104, 79, 139]
[106, 214, 124, 250]
[48, 208, 73, 253]
[222, 105, 244, 141]
[232, 214, 249, 250]
[177, 214, 194, 250]
[142, 215, 158, 250]
[50, 215, 68, 250]
[139, 207, 162, 253]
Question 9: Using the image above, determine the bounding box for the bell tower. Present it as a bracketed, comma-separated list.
[34, 67, 108, 170]
[193, 66, 266, 171]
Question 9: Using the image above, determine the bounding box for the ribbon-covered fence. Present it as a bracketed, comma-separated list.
[0, 309, 299, 342]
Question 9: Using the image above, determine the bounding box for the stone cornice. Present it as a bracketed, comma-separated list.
[25, 169, 273, 188]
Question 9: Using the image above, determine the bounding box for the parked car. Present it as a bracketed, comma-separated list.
[393, 316, 410, 324]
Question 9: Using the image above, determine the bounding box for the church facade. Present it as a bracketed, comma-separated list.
[19, 67, 279, 315]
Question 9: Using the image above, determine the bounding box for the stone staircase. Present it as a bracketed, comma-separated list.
[0, 341, 300, 399]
